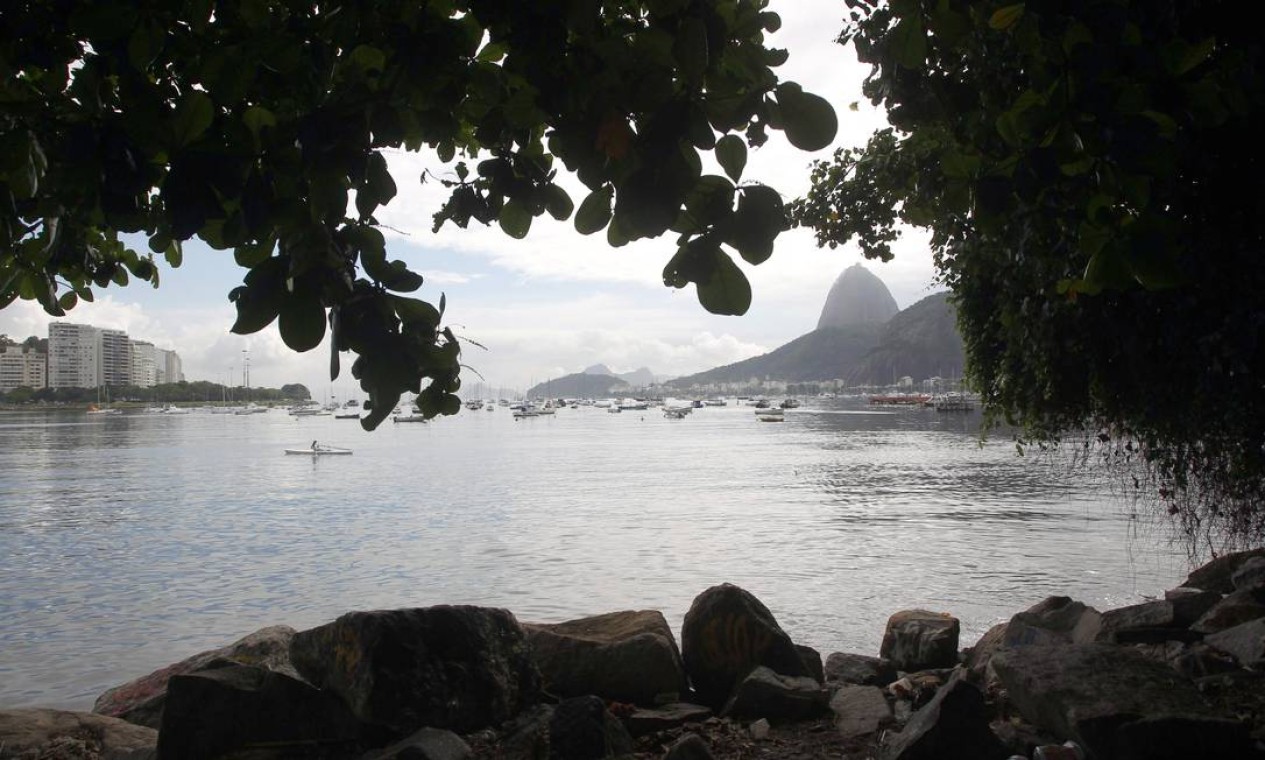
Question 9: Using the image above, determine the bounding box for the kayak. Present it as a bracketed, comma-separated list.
[285, 446, 353, 455]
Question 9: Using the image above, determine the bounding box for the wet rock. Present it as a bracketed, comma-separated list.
[824, 652, 898, 687]
[523, 610, 686, 706]
[664, 732, 714, 760]
[964, 623, 1007, 680]
[362, 727, 472, 760]
[1164, 588, 1222, 627]
[879, 610, 960, 672]
[623, 703, 712, 738]
[991, 643, 1250, 760]
[1170, 641, 1241, 679]
[1205, 616, 1265, 668]
[1002, 597, 1101, 647]
[290, 606, 540, 736]
[0, 708, 157, 759]
[157, 663, 363, 760]
[497, 704, 553, 760]
[1232, 556, 1265, 592]
[92, 624, 297, 729]
[722, 665, 828, 721]
[548, 696, 633, 760]
[829, 684, 892, 739]
[795, 644, 824, 683]
[880, 669, 1008, 760]
[1191, 588, 1265, 634]
[1182, 548, 1265, 594]
[680, 584, 807, 709]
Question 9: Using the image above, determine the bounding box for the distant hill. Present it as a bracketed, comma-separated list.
[528, 373, 629, 398]
[583, 364, 658, 387]
[843, 292, 964, 385]
[817, 264, 899, 330]
[667, 324, 884, 387]
[667, 290, 962, 388]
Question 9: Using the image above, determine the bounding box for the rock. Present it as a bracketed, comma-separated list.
[623, 703, 712, 738]
[663, 732, 714, 760]
[157, 663, 363, 760]
[290, 606, 540, 736]
[497, 704, 553, 760]
[547, 696, 633, 760]
[829, 685, 892, 739]
[1205, 616, 1265, 668]
[0, 709, 157, 759]
[362, 727, 473, 760]
[991, 643, 1250, 760]
[523, 610, 686, 706]
[879, 610, 960, 671]
[1002, 597, 1101, 647]
[1095, 600, 1199, 644]
[795, 644, 824, 683]
[824, 652, 898, 687]
[1170, 641, 1241, 679]
[1232, 556, 1265, 592]
[1182, 548, 1265, 594]
[880, 669, 1008, 760]
[964, 623, 1007, 680]
[1190, 588, 1265, 634]
[680, 584, 807, 708]
[1164, 588, 1222, 626]
[721, 665, 827, 721]
[92, 624, 297, 729]
[748, 718, 770, 740]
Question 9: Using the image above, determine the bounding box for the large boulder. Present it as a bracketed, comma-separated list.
[680, 584, 807, 708]
[721, 666, 827, 721]
[523, 610, 686, 705]
[1163, 587, 1222, 626]
[92, 624, 297, 729]
[830, 685, 893, 739]
[1181, 548, 1265, 594]
[1231, 556, 1265, 592]
[1002, 597, 1101, 647]
[879, 610, 959, 672]
[361, 727, 473, 760]
[624, 703, 713, 738]
[963, 623, 1007, 680]
[1190, 588, 1265, 634]
[290, 606, 540, 736]
[0, 709, 157, 759]
[991, 644, 1251, 760]
[794, 644, 824, 683]
[1205, 616, 1265, 668]
[157, 663, 364, 760]
[1095, 600, 1200, 644]
[880, 670, 1008, 760]
[547, 696, 634, 760]
[824, 652, 898, 687]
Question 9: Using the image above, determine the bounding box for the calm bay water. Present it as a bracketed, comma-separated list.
[0, 399, 1185, 709]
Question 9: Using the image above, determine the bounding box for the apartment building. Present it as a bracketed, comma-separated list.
[0, 345, 46, 392]
[48, 322, 100, 389]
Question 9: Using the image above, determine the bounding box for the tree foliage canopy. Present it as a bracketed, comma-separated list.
[1, 0, 836, 429]
[792, 0, 1265, 546]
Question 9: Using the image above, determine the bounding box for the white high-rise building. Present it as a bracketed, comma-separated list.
[156, 348, 184, 384]
[0, 345, 46, 392]
[99, 329, 131, 387]
[48, 322, 100, 389]
[131, 340, 157, 387]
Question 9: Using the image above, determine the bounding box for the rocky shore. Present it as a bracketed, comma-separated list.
[3, 549, 1264, 760]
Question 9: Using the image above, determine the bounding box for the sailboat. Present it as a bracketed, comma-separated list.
[86, 386, 122, 415]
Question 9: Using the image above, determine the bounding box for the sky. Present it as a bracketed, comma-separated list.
[0, 1, 941, 396]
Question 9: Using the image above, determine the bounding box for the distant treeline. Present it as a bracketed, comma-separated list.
[0, 381, 311, 405]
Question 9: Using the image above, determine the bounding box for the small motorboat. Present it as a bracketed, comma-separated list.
[285, 444, 353, 455]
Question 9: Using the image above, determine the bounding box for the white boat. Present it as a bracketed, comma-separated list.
[285, 444, 353, 455]
[393, 414, 427, 423]
[755, 408, 785, 422]
[86, 406, 122, 416]
[334, 411, 360, 419]
[664, 408, 691, 419]
[607, 405, 622, 414]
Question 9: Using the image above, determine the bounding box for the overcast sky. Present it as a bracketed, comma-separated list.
[0, 1, 941, 395]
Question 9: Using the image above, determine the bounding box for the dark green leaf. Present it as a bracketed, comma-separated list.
[575, 186, 613, 235]
[278, 288, 327, 351]
[674, 18, 709, 86]
[776, 84, 838, 151]
[499, 199, 532, 239]
[171, 91, 214, 148]
[696, 248, 752, 316]
[989, 4, 1025, 31]
[543, 184, 574, 221]
[715, 135, 747, 182]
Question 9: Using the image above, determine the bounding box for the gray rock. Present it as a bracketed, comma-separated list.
[1095, 601, 1199, 644]
[524, 610, 686, 706]
[157, 663, 363, 760]
[1231, 556, 1265, 592]
[0, 709, 157, 759]
[1171, 642, 1241, 679]
[748, 718, 770, 740]
[663, 732, 714, 760]
[1205, 616, 1265, 668]
[680, 584, 807, 709]
[880, 669, 1008, 760]
[1190, 588, 1265, 634]
[92, 624, 297, 729]
[290, 606, 541, 736]
[824, 652, 898, 687]
[1182, 548, 1265, 594]
[497, 704, 553, 760]
[722, 666, 827, 721]
[795, 644, 824, 683]
[879, 610, 960, 671]
[1002, 597, 1101, 647]
[817, 263, 900, 330]
[829, 684, 892, 739]
[991, 643, 1250, 760]
[963, 623, 1007, 680]
[362, 727, 472, 760]
[623, 703, 712, 738]
[547, 695, 633, 760]
[1163, 588, 1222, 626]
